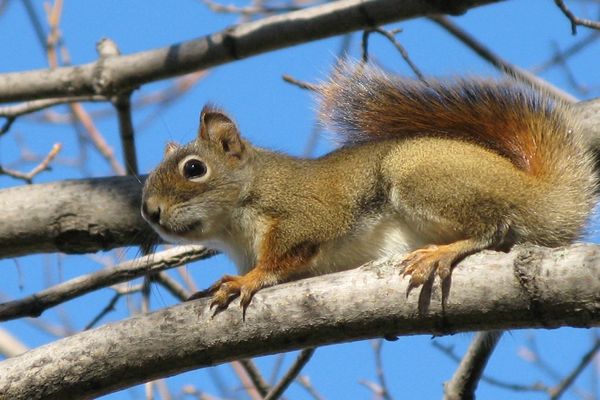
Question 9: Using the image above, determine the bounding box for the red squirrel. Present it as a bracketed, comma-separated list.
[141, 61, 597, 315]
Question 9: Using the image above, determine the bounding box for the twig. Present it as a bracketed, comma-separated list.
[113, 92, 138, 175]
[230, 361, 263, 400]
[282, 75, 319, 91]
[433, 339, 547, 393]
[554, 0, 600, 35]
[31, 71, 208, 125]
[152, 272, 191, 301]
[82, 283, 143, 330]
[270, 353, 286, 384]
[362, 27, 425, 81]
[99, 38, 139, 177]
[0, 96, 106, 119]
[428, 15, 578, 103]
[264, 348, 316, 400]
[302, 33, 353, 157]
[443, 331, 503, 400]
[533, 30, 600, 74]
[44, 0, 64, 67]
[371, 339, 393, 400]
[0, 327, 28, 357]
[84, 292, 120, 330]
[22, 0, 47, 53]
[0, 143, 62, 183]
[70, 102, 126, 175]
[239, 359, 271, 397]
[0, 245, 214, 322]
[549, 338, 600, 400]
[296, 375, 326, 400]
[201, 0, 302, 16]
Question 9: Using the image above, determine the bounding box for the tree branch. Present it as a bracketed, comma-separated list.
[0, 175, 153, 258]
[0, 244, 598, 400]
[0, 245, 213, 322]
[0, 0, 501, 102]
[443, 331, 503, 400]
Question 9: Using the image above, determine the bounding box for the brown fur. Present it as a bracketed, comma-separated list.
[142, 62, 598, 311]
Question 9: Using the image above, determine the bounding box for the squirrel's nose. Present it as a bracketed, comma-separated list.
[142, 199, 161, 225]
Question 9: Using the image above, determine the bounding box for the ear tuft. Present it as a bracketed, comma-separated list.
[164, 142, 179, 158]
[198, 105, 245, 159]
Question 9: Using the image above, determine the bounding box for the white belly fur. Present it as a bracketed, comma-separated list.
[308, 213, 423, 275]
[206, 212, 422, 277]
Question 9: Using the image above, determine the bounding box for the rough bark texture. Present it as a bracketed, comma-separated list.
[0, 0, 501, 102]
[0, 175, 156, 258]
[0, 244, 598, 400]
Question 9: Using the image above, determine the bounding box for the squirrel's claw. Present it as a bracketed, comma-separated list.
[401, 245, 454, 295]
[204, 274, 263, 319]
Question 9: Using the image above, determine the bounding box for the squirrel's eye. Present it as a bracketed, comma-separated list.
[179, 157, 210, 182]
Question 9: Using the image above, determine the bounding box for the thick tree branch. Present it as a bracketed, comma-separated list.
[0, 175, 153, 258]
[0, 244, 598, 400]
[0, 0, 501, 102]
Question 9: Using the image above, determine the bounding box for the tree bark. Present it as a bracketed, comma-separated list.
[0, 0, 501, 102]
[0, 244, 598, 400]
[0, 175, 156, 258]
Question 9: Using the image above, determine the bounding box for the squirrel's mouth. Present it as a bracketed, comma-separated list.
[149, 219, 203, 243]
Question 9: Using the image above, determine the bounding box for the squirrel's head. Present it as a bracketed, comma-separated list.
[141, 105, 251, 244]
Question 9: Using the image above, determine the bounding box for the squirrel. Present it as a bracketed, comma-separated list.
[141, 61, 597, 316]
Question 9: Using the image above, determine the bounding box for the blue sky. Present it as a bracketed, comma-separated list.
[1, 1, 599, 399]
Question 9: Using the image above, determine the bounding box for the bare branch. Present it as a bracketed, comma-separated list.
[201, 0, 302, 16]
[0, 244, 598, 400]
[113, 92, 138, 175]
[282, 74, 319, 91]
[362, 27, 425, 81]
[0, 245, 213, 322]
[238, 359, 271, 397]
[443, 331, 503, 400]
[0, 328, 28, 358]
[296, 375, 326, 400]
[549, 337, 600, 400]
[0, 95, 105, 120]
[533, 31, 600, 74]
[433, 340, 547, 393]
[554, 0, 600, 35]
[0, 0, 502, 103]
[152, 272, 191, 301]
[264, 348, 316, 400]
[230, 361, 264, 400]
[371, 340, 393, 400]
[0, 143, 62, 183]
[428, 15, 578, 103]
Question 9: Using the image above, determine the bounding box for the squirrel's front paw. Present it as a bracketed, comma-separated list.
[204, 273, 265, 319]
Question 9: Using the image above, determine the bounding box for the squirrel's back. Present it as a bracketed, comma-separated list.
[318, 62, 597, 245]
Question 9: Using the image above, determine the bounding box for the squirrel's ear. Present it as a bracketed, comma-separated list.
[164, 142, 179, 158]
[198, 106, 245, 159]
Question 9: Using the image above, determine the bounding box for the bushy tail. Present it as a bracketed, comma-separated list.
[317, 61, 597, 244]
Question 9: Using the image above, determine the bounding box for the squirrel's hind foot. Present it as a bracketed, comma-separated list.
[401, 239, 487, 295]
